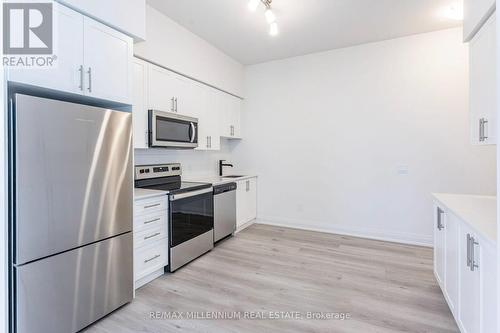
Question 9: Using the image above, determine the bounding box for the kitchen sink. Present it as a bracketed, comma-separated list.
[222, 175, 246, 178]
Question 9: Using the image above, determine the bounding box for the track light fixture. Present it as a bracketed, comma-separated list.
[248, 0, 279, 36]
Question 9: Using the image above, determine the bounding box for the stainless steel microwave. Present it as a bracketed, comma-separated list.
[148, 110, 198, 149]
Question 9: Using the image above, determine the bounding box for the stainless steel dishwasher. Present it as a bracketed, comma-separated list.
[213, 182, 237, 243]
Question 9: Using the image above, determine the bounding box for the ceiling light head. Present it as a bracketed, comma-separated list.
[269, 22, 279, 36]
[248, 0, 260, 12]
[265, 8, 276, 24]
[442, 4, 463, 21]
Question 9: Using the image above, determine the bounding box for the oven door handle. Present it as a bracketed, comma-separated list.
[190, 122, 196, 143]
[170, 188, 213, 201]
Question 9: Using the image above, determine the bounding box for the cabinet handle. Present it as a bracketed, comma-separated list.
[144, 254, 161, 263]
[246, 180, 249, 192]
[171, 97, 175, 112]
[470, 236, 479, 272]
[436, 207, 444, 231]
[145, 130, 149, 145]
[87, 67, 92, 93]
[483, 119, 489, 141]
[78, 65, 84, 91]
[466, 233, 471, 267]
[206, 136, 209, 148]
[209, 136, 211, 148]
[175, 98, 178, 112]
[144, 232, 161, 240]
[144, 203, 160, 209]
[144, 218, 160, 225]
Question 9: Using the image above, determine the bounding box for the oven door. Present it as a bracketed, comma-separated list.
[149, 110, 198, 148]
[170, 188, 214, 247]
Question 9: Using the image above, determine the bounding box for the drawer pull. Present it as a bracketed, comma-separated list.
[144, 232, 161, 240]
[144, 218, 160, 225]
[144, 203, 161, 209]
[144, 254, 161, 263]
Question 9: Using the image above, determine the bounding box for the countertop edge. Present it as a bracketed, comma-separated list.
[432, 193, 496, 245]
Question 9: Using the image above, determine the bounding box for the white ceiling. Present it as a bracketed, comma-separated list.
[146, 0, 463, 65]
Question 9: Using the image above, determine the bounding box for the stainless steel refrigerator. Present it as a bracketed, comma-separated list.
[9, 93, 133, 333]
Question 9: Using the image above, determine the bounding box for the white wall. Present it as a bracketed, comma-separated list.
[134, 5, 244, 97]
[233, 28, 496, 246]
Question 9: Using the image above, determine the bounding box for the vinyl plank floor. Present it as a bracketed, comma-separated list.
[84, 224, 459, 333]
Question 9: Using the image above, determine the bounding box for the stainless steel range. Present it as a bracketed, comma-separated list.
[134, 164, 214, 271]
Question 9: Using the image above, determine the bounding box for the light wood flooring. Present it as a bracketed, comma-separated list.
[84, 224, 459, 333]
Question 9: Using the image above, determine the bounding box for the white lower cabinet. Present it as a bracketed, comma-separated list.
[134, 195, 168, 289]
[433, 201, 497, 333]
[236, 177, 257, 228]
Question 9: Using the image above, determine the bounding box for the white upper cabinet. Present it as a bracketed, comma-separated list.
[8, 4, 84, 95]
[56, 0, 146, 40]
[136, 60, 243, 151]
[83, 16, 133, 104]
[463, 0, 495, 41]
[8, 3, 133, 105]
[469, 12, 496, 145]
[133, 58, 149, 149]
[220, 94, 242, 139]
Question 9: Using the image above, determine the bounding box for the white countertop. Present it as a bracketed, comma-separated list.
[185, 175, 258, 186]
[134, 188, 168, 200]
[432, 193, 496, 244]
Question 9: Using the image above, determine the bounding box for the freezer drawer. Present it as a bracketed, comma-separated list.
[15, 233, 133, 333]
[13, 94, 133, 264]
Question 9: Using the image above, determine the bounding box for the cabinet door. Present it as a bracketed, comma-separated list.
[83, 16, 133, 104]
[458, 225, 481, 333]
[231, 96, 242, 139]
[434, 205, 446, 286]
[445, 212, 460, 315]
[133, 58, 149, 149]
[480, 239, 496, 333]
[206, 89, 221, 150]
[464, 0, 495, 41]
[148, 65, 176, 113]
[246, 178, 257, 221]
[218, 93, 232, 138]
[236, 180, 247, 227]
[175, 76, 195, 116]
[469, 13, 496, 145]
[8, 3, 84, 94]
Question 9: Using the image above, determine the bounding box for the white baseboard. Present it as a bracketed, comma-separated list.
[256, 216, 433, 247]
[236, 219, 256, 233]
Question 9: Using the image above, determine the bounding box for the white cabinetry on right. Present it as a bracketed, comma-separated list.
[433, 196, 497, 333]
[236, 177, 257, 229]
[469, 12, 496, 145]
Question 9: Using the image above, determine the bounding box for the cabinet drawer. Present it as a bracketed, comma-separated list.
[134, 210, 167, 233]
[134, 239, 168, 281]
[134, 223, 167, 249]
[134, 196, 167, 216]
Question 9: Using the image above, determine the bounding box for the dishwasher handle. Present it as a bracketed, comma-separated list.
[213, 183, 237, 195]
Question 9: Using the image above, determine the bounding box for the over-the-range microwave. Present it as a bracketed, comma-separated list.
[148, 110, 198, 149]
